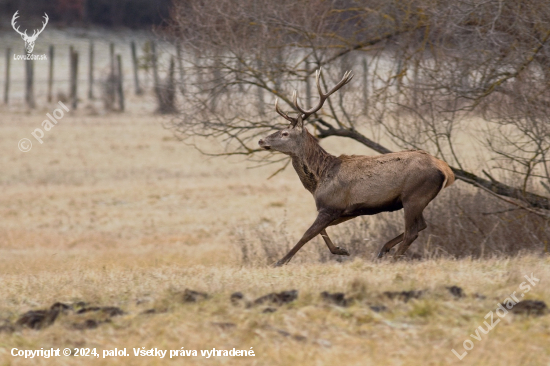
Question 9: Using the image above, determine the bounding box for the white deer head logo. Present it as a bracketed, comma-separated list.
[11, 11, 49, 54]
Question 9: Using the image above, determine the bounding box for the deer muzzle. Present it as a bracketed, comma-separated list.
[258, 139, 271, 150]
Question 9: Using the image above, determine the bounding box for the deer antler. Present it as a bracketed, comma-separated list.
[30, 13, 48, 39]
[11, 11, 27, 38]
[293, 69, 354, 120]
[275, 98, 298, 126]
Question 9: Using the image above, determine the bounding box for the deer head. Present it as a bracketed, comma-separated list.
[258, 69, 354, 155]
[12, 11, 49, 54]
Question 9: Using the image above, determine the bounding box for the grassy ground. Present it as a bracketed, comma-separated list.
[0, 106, 549, 365]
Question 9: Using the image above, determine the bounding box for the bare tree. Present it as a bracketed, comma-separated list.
[166, 0, 550, 217]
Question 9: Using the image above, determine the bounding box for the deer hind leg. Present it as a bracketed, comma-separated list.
[394, 209, 428, 258]
[393, 169, 444, 259]
[378, 217, 429, 258]
[320, 229, 350, 256]
[377, 233, 404, 258]
[274, 210, 340, 267]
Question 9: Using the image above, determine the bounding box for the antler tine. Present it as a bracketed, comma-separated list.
[294, 69, 354, 120]
[320, 70, 354, 100]
[292, 89, 308, 115]
[275, 98, 297, 126]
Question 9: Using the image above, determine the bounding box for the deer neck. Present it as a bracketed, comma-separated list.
[291, 132, 336, 193]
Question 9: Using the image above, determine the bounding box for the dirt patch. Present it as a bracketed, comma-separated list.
[12, 302, 124, 331]
[211, 322, 236, 330]
[182, 289, 209, 303]
[510, 300, 548, 316]
[384, 290, 423, 302]
[321, 291, 349, 307]
[230, 292, 245, 306]
[140, 308, 167, 315]
[72, 319, 111, 330]
[447, 286, 465, 298]
[252, 290, 298, 306]
[369, 305, 387, 312]
[230, 290, 298, 310]
[16, 308, 62, 330]
[76, 306, 125, 317]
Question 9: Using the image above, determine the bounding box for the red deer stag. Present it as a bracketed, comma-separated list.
[258, 69, 454, 266]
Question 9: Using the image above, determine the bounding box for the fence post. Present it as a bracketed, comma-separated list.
[362, 57, 369, 114]
[131, 41, 142, 95]
[69, 45, 74, 97]
[109, 42, 115, 77]
[304, 57, 311, 109]
[25, 58, 35, 108]
[256, 58, 264, 116]
[164, 56, 176, 113]
[151, 41, 160, 100]
[4, 48, 10, 104]
[46, 45, 54, 103]
[413, 59, 419, 108]
[70, 48, 79, 109]
[117, 54, 124, 111]
[88, 41, 94, 99]
[175, 42, 185, 96]
[274, 47, 283, 93]
[211, 58, 222, 111]
[104, 43, 116, 108]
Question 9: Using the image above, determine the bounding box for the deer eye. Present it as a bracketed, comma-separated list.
[281, 131, 289, 137]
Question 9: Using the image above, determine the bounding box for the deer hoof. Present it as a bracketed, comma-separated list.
[333, 247, 350, 256]
[273, 259, 287, 267]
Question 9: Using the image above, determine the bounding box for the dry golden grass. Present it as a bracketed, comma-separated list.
[0, 106, 549, 365]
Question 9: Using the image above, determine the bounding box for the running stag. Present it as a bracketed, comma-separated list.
[258, 70, 454, 266]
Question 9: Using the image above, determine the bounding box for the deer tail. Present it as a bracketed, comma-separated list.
[439, 162, 455, 191]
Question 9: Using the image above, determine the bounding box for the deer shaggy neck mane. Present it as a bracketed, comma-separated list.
[291, 130, 337, 193]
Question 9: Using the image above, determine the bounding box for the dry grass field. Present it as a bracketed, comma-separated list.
[0, 103, 549, 366]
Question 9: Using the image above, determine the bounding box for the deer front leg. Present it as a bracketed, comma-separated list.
[274, 211, 340, 267]
[320, 229, 350, 256]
